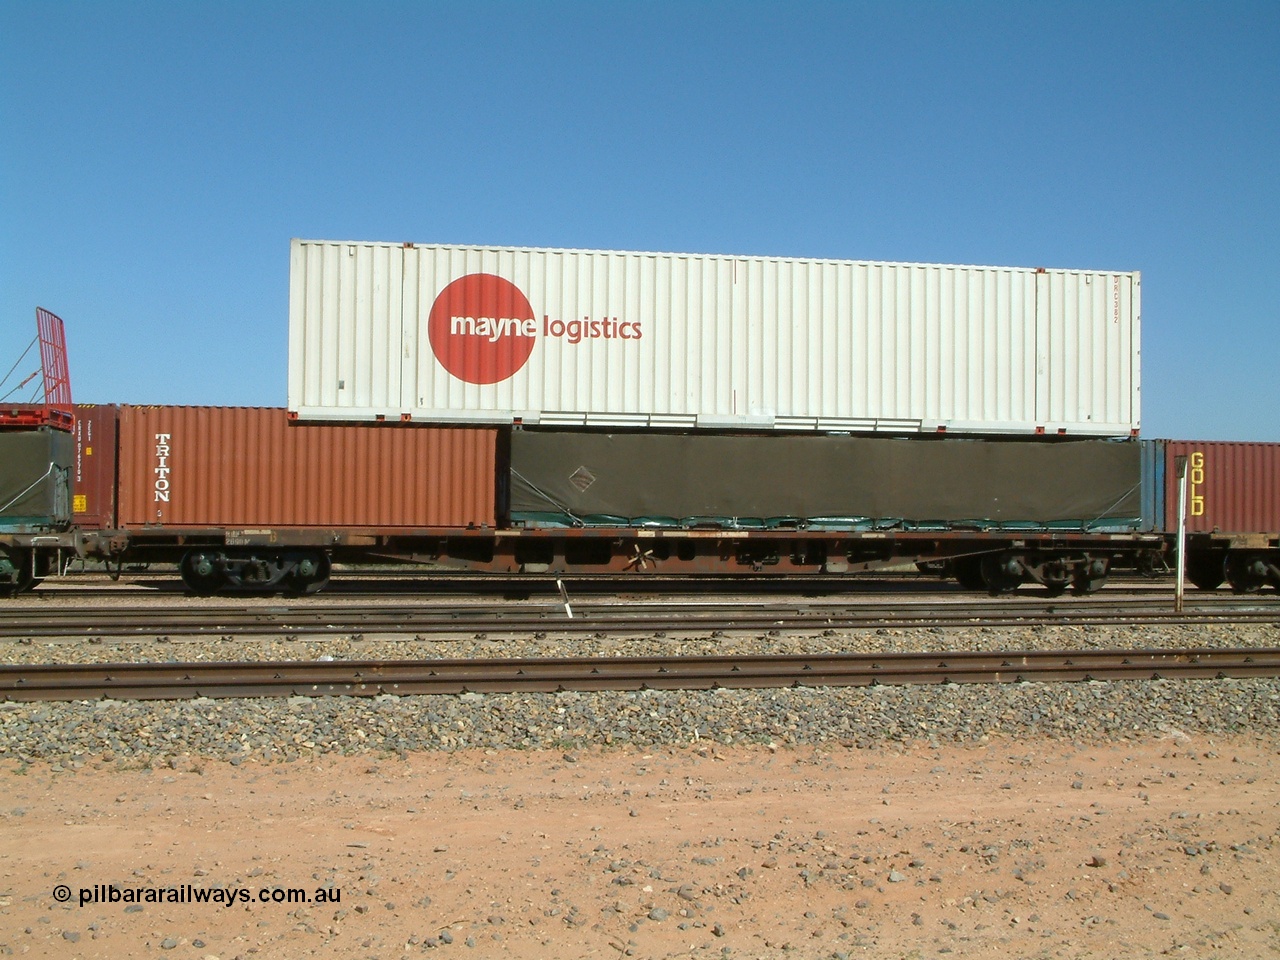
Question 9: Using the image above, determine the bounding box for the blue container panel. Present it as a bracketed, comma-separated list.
[1139, 439, 1166, 532]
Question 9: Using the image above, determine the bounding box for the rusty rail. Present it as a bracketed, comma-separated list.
[3, 648, 1278, 701]
[2, 596, 1279, 640]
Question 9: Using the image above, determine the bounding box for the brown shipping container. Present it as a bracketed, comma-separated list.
[1164, 440, 1280, 535]
[72, 404, 120, 529]
[115, 406, 497, 529]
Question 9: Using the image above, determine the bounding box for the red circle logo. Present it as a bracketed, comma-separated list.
[428, 274, 536, 385]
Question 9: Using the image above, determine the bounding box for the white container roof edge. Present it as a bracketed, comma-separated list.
[291, 237, 1141, 278]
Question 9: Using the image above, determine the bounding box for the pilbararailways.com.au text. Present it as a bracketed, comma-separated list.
[56, 884, 341, 908]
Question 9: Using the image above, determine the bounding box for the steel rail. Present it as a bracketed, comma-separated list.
[1, 597, 1277, 640]
[30, 573, 1180, 600]
[3, 648, 1278, 701]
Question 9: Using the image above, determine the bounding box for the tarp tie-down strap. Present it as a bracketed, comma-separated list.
[0, 463, 57, 513]
[508, 468, 586, 528]
[1085, 479, 1144, 531]
[0, 335, 40, 402]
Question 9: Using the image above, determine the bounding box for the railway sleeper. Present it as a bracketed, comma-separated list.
[179, 548, 331, 596]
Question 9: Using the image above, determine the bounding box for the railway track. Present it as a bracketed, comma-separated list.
[30, 571, 1180, 600]
[4, 648, 1278, 701]
[1, 596, 1277, 640]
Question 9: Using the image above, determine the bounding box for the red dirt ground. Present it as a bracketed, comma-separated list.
[2, 735, 1278, 959]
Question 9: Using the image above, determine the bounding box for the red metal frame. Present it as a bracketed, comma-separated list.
[1, 309, 73, 429]
[36, 308, 73, 408]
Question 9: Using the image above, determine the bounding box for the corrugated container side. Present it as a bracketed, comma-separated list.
[114, 406, 497, 529]
[71, 404, 119, 529]
[1163, 440, 1280, 534]
[288, 240, 1140, 437]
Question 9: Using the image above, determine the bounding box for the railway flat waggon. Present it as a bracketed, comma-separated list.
[2, 241, 1276, 598]
[53, 411, 1273, 596]
[59, 404, 1165, 594]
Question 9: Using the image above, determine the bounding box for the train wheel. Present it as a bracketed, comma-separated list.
[953, 556, 987, 591]
[288, 552, 331, 595]
[1135, 550, 1166, 578]
[980, 553, 1024, 595]
[180, 551, 225, 596]
[0, 548, 36, 597]
[1185, 551, 1226, 591]
[1072, 558, 1110, 595]
[0, 574, 35, 597]
[1225, 553, 1269, 593]
[1072, 575, 1108, 594]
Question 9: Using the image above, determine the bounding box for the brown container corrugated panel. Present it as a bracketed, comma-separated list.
[115, 406, 497, 529]
[1164, 440, 1280, 534]
[72, 404, 119, 529]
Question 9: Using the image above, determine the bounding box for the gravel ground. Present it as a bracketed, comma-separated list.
[2, 623, 1278, 765]
[4, 618, 1280, 959]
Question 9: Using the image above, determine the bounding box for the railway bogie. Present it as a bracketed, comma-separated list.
[1182, 543, 1280, 594]
[965, 551, 1112, 596]
[178, 548, 332, 595]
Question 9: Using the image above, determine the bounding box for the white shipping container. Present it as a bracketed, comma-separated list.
[287, 239, 1140, 436]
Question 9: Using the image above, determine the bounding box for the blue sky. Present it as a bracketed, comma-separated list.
[2, 1, 1277, 440]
